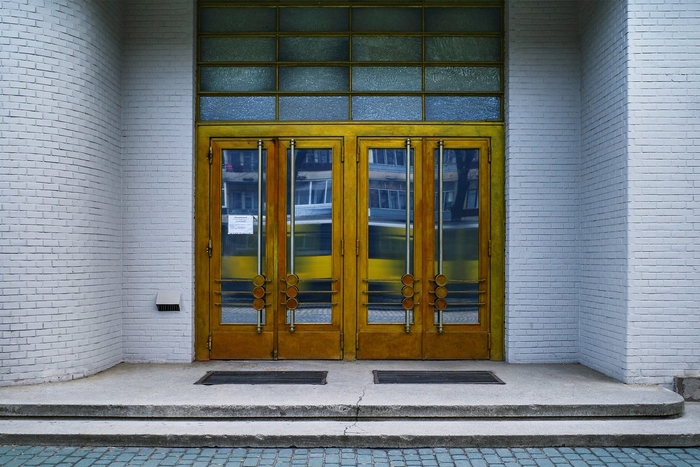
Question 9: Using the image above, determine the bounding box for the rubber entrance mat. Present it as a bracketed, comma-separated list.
[373, 370, 504, 384]
[195, 371, 327, 385]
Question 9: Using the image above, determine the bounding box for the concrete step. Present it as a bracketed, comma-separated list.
[1, 404, 699, 448]
[2, 362, 697, 448]
[0, 361, 685, 420]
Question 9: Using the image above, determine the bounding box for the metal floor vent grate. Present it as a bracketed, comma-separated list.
[195, 371, 327, 385]
[373, 370, 504, 385]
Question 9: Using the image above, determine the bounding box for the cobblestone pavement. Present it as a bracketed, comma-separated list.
[1, 446, 700, 467]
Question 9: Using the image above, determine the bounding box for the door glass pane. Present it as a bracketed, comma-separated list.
[425, 67, 501, 92]
[352, 97, 422, 121]
[367, 147, 414, 324]
[279, 67, 349, 92]
[280, 8, 348, 32]
[220, 149, 266, 325]
[352, 67, 421, 92]
[200, 67, 275, 92]
[352, 36, 422, 62]
[279, 37, 349, 62]
[287, 148, 334, 324]
[352, 8, 421, 32]
[200, 38, 276, 62]
[200, 97, 276, 121]
[434, 149, 480, 325]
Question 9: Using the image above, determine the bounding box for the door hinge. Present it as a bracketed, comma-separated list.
[208, 145, 213, 165]
[356, 239, 360, 256]
[355, 334, 359, 351]
[341, 239, 344, 256]
[487, 333, 492, 350]
[207, 239, 212, 258]
[341, 147, 345, 163]
[356, 147, 360, 163]
[207, 334, 212, 351]
[488, 240, 492, 257]
[488, 147, 492, 163]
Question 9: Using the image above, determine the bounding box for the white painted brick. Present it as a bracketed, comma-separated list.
[120, 0, 194, 363]
[1, 0, 123, 386]
[579, 0, 629, 382]
[505, 0, 581, 364]
[625, 0, 700, 386]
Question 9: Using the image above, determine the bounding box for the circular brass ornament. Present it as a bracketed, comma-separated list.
[435, 274, 448, 287]
[401, 297, 414, 310]
[286, 273, 299, 286]
[253, 274, 266, 287]
[286, 297, 299, 310]
[435, 298, 447, 311]
[401, 285, 414, 298]
[253, 286, 265, 299]
[253, 298, 266, 311]
[401, 274, 415, 286]
[286, 286, 299, 298]
[435, 286, 448, 299]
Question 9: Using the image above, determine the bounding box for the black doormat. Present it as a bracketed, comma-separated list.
[195, 371, 327, 385]
[373, 370, 504, 384]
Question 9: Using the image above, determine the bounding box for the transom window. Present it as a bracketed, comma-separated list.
[197, 1, 503, 122]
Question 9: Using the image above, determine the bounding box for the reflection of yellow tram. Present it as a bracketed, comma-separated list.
[222, 220, 478, 282]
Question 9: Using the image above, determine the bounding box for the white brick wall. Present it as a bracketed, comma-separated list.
[121, 0, 195, 362]
[579, 0, 629, 382]
[625, 0, 700, 385]
[504, 0, 581, 363]
[0, 1, 123, 385]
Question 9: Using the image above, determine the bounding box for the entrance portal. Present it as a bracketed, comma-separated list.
[196, 125, 503, 360]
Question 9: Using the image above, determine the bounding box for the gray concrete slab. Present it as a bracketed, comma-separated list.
[0, 404, 699, 448]
[0, 361, 683, 419]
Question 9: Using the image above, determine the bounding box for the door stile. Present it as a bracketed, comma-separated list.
[343, 137, 358, 360]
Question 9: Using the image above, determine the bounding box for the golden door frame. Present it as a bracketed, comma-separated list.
[195, 122, 504, 361]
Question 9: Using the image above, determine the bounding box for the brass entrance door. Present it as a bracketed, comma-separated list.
[357, 138, 491, 359]
[198, 125, 502, 361]
[209, 137, 342, 359]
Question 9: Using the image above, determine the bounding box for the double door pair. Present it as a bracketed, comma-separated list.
[208, 135, 490, 360]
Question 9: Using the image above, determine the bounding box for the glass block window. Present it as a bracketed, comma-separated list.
[197, 2, 503, 122]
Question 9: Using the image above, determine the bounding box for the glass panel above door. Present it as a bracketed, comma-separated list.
[197, 2, 504, 123]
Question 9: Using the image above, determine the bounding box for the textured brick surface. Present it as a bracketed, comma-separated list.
[120, 0, 194, 363]
[0, 0, 124, 385]
[505, 1, 581, 363]
[579, 0, 629, 382]
[625, 0, 700, 386]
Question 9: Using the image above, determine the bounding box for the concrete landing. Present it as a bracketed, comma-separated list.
[1, 361, 697, 448]
[0, 361, 683, 419]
